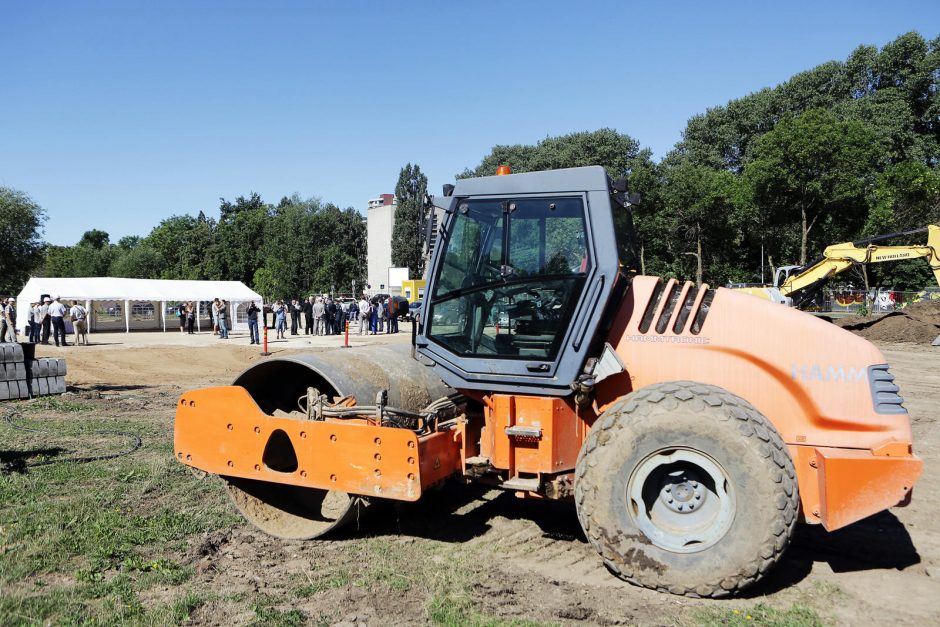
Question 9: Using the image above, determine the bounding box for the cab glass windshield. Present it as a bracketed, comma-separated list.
[427, 196, 589, 360]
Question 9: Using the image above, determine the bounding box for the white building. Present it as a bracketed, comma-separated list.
[364, 191, 447, 295]
[366, 193, 396, 292]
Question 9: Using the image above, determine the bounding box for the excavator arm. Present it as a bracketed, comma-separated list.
[779, 224, 940, 297]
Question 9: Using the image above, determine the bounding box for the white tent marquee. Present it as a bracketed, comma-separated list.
[15, 277, 262, 334]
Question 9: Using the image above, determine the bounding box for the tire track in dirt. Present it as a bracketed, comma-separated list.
[468, 513, 630, 588]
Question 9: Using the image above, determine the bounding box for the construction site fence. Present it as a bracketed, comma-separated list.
[810, 288, 940, 314]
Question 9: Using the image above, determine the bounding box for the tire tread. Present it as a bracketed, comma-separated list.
[575, 381, 799, 598]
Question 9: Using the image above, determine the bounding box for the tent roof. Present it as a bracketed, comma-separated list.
[16, 277, 262, 304]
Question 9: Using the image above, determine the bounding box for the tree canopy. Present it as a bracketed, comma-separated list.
[392, 163, 428, 279]
[0, 187, 46, 294]
[458, 32, 939, 290]
[37, 195, 367, 302]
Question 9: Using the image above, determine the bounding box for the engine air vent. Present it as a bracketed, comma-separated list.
[868, 365, 907, 415]
[690, 290, 715, 335]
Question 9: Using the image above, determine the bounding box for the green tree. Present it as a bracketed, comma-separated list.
[678, 31, 939, 173]
[144, 213, 216, 280]
[744, 109, 881, 266]
[258, 197, 367, 298]
[43, 238, 115, 278]
[0, 187, 46, 293]
[117, 235, 142, 250]
[461, 128, 642, 181]
[863, 161, 940, 290]
[621, 150, 667, 277]
[209, 194, 270, 285]
[109, 244, 165, 278]
[661, 159, 748, 285]
[78, 229, 110, 249]
[392, 163, 428, 279]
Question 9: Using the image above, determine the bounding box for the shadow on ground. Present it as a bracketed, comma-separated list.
[0, 446, 67, 473]
[336, 481, 920, 595]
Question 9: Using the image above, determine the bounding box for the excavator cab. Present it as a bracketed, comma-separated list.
[417, 166, 635, 395]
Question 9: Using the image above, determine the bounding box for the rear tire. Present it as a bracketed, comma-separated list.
[575, 381, 798, 597]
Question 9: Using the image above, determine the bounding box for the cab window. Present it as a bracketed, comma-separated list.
[427, 196, 589, 360]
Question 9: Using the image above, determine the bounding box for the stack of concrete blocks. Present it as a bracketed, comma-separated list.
[0, 343, 67, 400]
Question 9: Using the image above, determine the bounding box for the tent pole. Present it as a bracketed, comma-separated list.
[85, 299, 91, 335]
[125, 300, 130, 333]
[162, 301, 166, 332]
[196, 301, 201, 333]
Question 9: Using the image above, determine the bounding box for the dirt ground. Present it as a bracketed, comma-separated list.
[830, 298, 940, 344]
[3, 332, 940, 625]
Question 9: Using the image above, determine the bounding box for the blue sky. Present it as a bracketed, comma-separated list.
[1, 1, 938, 245]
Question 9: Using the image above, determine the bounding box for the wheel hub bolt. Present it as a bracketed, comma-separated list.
[660, 477, 706, 513]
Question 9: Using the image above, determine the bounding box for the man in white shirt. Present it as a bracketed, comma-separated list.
[70, 301, 88, 345]
[358, 296, 371, 336]
[39, 297, 51, 344]
[49, 296, 68, 346]
[312, 297, 325, 336]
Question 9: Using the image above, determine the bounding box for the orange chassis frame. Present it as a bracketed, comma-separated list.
[175, 384, 921, 532]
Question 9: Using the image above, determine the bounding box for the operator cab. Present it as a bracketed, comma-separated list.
[417, 166, 636, 396]
[774, 265, 802, 288]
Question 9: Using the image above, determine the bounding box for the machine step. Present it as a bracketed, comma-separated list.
[501, 477, 540, 492]
[505, 425, 542, 439]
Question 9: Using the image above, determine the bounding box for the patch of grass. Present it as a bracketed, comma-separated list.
[20, 395, 93, 413]
[292, 569, 351, 597]
[428, 591, 549, 627]
[346, 536, 427, 593]
[690, 602, 824, 627]
[0, 587, 89, 626]
[0, 398, 238, 625]
[166, 590, 206, 624]
[249, 595, 307, 627]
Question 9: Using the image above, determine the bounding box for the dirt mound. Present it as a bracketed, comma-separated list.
[835, 309, 940, 344]
[902, 298, 940, 326]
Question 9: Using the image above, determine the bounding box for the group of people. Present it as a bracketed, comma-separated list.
[0, 296, 88, 346]
[269, 295, 350, 339]
[355, 294, 400, 336]
[263, 294, 404, 340]
[176, 299, 234, 339]
[0, 293, 406, 347]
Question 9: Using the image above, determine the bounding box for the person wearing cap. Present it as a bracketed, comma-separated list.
[0, 298, 16, 342]
[28, 301, 41, 343]
[70, 300, 88, 345]
[49, 296, 68, 346]
[39, 297, 52, 344]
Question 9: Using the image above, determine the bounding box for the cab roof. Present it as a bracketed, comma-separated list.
[452, 166, 610, 197]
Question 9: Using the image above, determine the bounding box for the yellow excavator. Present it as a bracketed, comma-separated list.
[734, 224, 940, 308]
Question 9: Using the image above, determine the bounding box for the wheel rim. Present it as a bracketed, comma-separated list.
[626, 448, 735, 553]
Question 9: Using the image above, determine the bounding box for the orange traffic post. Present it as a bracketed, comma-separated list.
[261, 323, 270, 356]
[342, 320, 350, 348]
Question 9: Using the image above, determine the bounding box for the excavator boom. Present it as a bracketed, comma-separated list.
[780, 224, 940, 297]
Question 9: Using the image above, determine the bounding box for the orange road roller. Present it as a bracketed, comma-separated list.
[175, 166, 922, 597]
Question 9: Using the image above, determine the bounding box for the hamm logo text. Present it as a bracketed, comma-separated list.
[791, 364, 867, 382]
